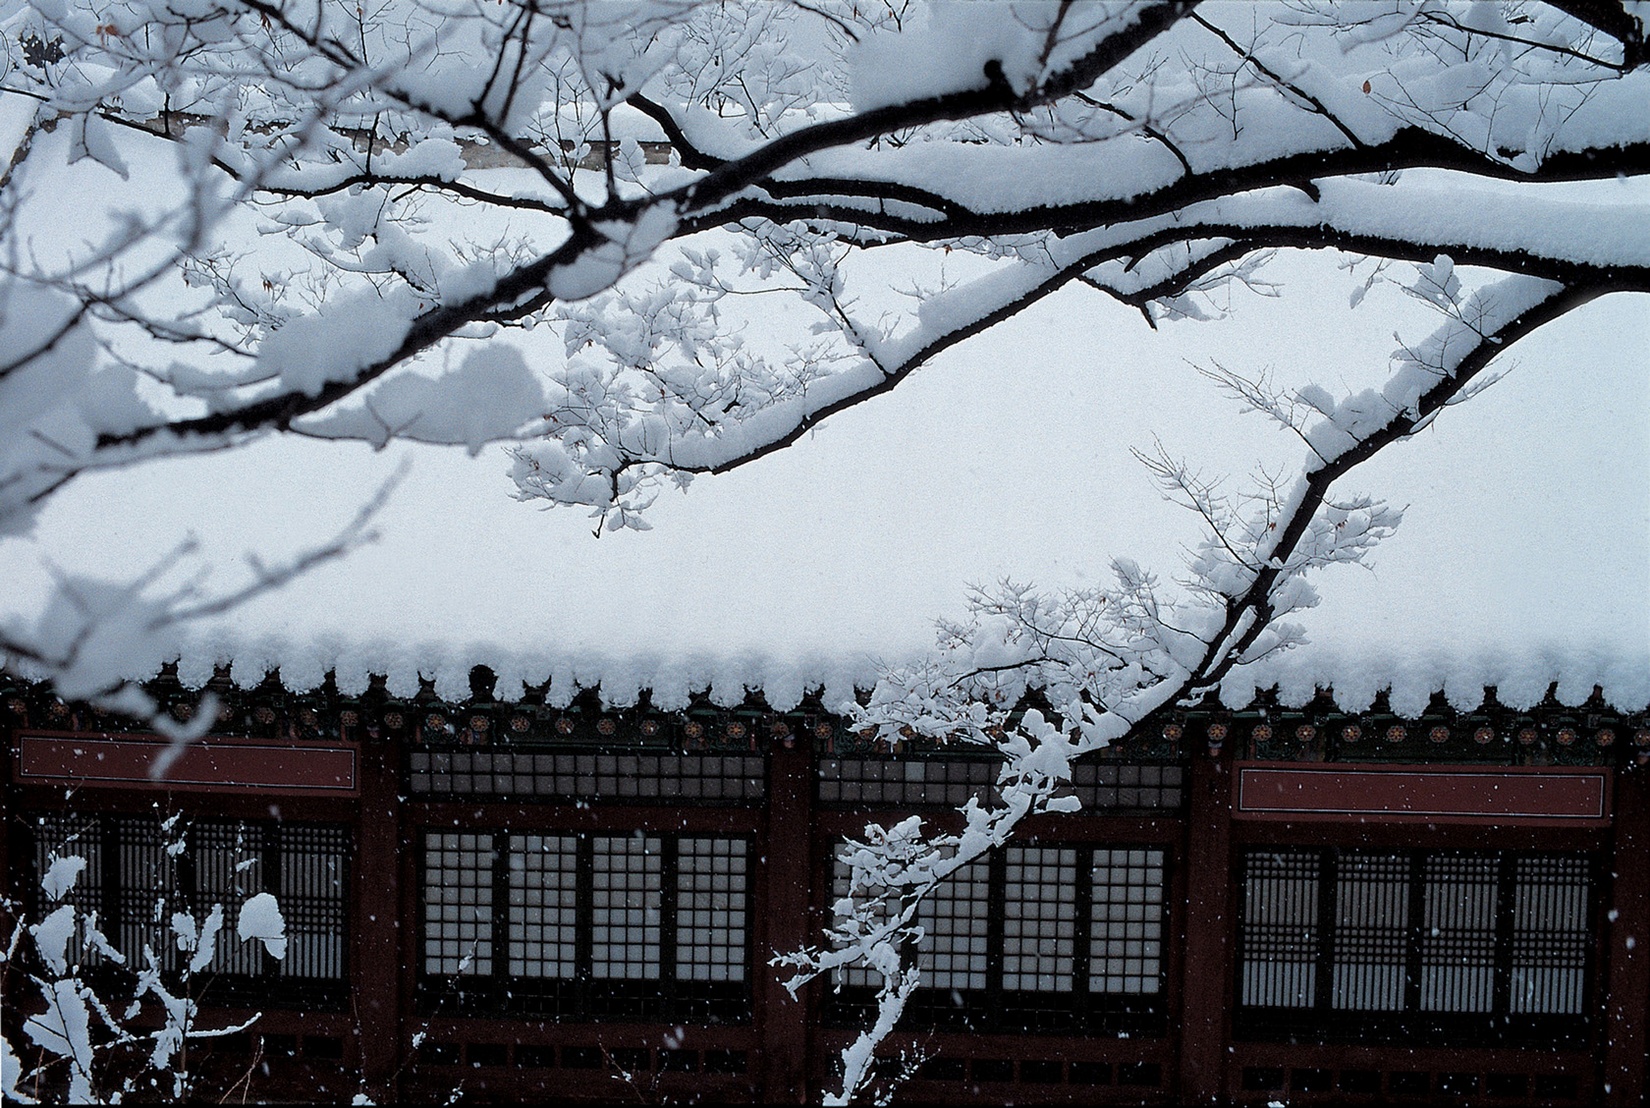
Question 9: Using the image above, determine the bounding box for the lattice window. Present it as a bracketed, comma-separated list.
[189, 820, 349, 984]
[1090, 848, 1165, 995]
[279, 826, 349, 980]
[1240, 849, 1319, 1008]
[829, 839, 1169, 1031]
[1003, 847, 1078, 992]
[1420, 854, 1498, 1013]
[677, 838, 749, 983]
[423, 833, 494, 976]
[919, 856, 991, 991]
[422, 831, 752, 1020]
[30, 814, 103, 967]
[1237, 847, 1595, 1042]
[818, 758, 998, 807]
[828, 848, 993, 991]
[1510, 856, 1589, 1015]
[408, 751, 766, 803]
[1069, 763, 1185, 811]
[817, 758, 1183, 811]
[829, 847, 897, 989]
[193, 822, 266, 977]
[508, 835, 578, 979]
[1333, 853, 1409, 1011]
[592, 835, 662, 980]
[29, 815, 349, 995]
[115, 816, 180, 973]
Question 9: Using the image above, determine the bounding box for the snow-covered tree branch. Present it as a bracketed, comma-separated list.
[2, 1, 1644, 532]
[1, 1, 1647, 1099]
[781, 272, 1592, 1102]
[2, 815, 287, 1103]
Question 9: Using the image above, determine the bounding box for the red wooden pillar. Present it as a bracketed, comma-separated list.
[1602, 762, 1650, 1106]
[755, 742, 814, 1102]
[1177, 743, 1234, 1104]
[352, 733, 403, 1101]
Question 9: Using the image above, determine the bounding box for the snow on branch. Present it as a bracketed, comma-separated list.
[0, 3, 1645, 1097]
[787, 273, 1591, 1101]
[0, 1, 1643, 540]
[1, 465, 401, 763]
[6, 814, 284, 1102]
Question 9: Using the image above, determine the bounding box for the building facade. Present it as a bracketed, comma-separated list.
[4, 670, 1647, 1104]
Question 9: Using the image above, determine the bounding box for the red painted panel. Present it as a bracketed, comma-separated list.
[12, 732, 357, 794]
[1235, 763, 1609, 824]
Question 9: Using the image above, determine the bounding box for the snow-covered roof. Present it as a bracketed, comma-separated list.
[0, 102, 1645, 718]
[4, 260, 1645, 716]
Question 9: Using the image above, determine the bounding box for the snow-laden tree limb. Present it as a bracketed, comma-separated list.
[3, 0, 1646, 536]
[5, 817, 284, 1102]
[781, 273, 1588, 1102]
[0, 464, 401, 755]
[0, 5, 1647, 1097]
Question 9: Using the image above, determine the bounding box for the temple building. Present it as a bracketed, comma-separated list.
[1, 190, 1644, 1106]
[4, 665, 1647, 1104]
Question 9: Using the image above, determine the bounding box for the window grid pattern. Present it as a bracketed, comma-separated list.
[29, 815, 349, 998]
[592, 836, 662, 981]
[1332, 853, 1409, 1011]
[1003, 847, 1078, 992]
[1240, 851, 1320, 1008]
[421, 831, 752, 1022]
[817, 759, 1183, 811]
[31, 814, 103, 967]
[1090, 848, 1165, 995]
[818, 758, 996, 806]
[408, 751, 765, 803]
[829, 849, 898, 989]
[423, 833, 494, 976]
[507, 835, 578, 979]
[1420, 854, 1499, 1013]
[1237, 847, 1595, 1041]
[1510, 856, 1589, 1015]
[1070, 764, 1184, 810]
[920, 857, 992, 991]
[677, 838, 749, 983]
[192, 822, 265, 977]
[115, 816, 179, 973]
[279, 826, 349, 980]
[828, 840, 1170, 1032]
[831, 851, 993, 990]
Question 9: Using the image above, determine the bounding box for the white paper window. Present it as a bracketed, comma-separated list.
[422, 833, 494, 975]
[1510, 855, 1590, 1015]
[1002, 846, 1078, 992]
[508, 835, 578, 979]
[1240, 849, 1320, 1008]
[1419, 854, 1498, 1013]
[1333, 852, 1410, 1012]
[592, 835, 662, 980]
[677, 837, 749, 983]
[1090, 848, 1165, 995]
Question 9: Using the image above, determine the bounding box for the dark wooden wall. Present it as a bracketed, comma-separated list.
[4, 712, 1646, 1105]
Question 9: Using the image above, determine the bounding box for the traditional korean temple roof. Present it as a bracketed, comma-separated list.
[0, 113, 1645, 718]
